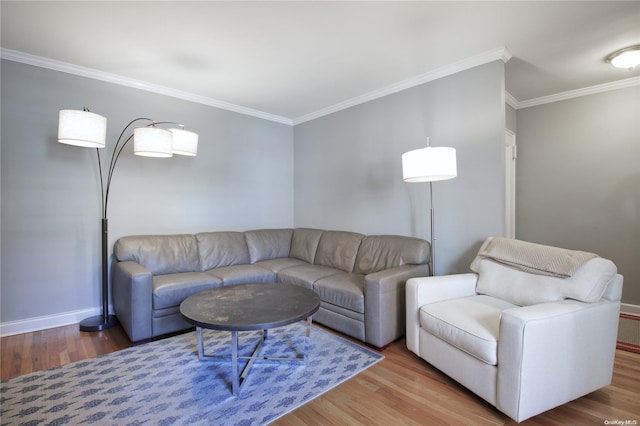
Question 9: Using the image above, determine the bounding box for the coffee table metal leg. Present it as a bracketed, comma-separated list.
[231, 330, 239, 396]
[197, 321, 313, 396]
[304, 316, 313, 363]
[197, 326, 204, 360]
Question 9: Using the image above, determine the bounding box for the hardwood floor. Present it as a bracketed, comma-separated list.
[2, 323, 638, 425]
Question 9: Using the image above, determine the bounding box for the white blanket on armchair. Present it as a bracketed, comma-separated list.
[473, 237, 597, 278]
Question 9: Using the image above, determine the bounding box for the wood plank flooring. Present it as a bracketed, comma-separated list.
[2, 323, 638, 425]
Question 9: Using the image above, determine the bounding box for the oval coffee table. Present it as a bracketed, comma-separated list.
[180, 282, 320, 396]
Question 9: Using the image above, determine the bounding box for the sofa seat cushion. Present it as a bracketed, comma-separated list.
[314, 272, 365, 314]
[277, 264, 342, 289]
[206, 264, 276, 285]
[153, 272, 222, 310]
[254, 258, 308, 273]
[420, 295, 518, 365]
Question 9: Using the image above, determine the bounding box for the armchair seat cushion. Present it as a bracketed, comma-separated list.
[420, 295, 518, 365]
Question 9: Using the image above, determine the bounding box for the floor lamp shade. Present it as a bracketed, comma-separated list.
[402, 147, 457, 182]
[133, 127, 173, 157]
[169, 128, 199, 156]
[58, 109, 107, 148]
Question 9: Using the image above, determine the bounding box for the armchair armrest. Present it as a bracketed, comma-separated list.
[112, 261, 153, 342]
[364, 263, 430, 348]
[405, 273, 478, 354]
[497, 299, 621, 422]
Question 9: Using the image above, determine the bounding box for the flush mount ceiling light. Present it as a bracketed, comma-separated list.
[606, 45, 640, 69]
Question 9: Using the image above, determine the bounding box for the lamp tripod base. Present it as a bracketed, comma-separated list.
[79, 314, 118, 332]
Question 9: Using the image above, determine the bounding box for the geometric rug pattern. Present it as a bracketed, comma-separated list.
[0, 322, 383, 425]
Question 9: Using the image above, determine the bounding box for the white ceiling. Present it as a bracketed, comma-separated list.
[1, 1, 639, 124]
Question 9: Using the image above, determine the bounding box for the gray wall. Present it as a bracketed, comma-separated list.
[516, 86, 639, 304]
[1, 60, 294, 323]
[506, 103, 517, 133]
[294, 61, 507, 275]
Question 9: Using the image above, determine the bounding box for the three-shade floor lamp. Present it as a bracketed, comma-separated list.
[58, 109, 198, 331]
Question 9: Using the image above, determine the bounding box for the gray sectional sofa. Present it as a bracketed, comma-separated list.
[112, 228, 430, 348]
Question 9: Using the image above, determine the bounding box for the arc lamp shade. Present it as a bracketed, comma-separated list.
[402, 147, 457, 182]
[58, 109, 107, 148]
[169, 128, 199, 156]
[133, 127, 173, 158]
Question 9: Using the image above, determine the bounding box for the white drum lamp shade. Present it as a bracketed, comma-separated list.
[133, 127, 173, 157]
[58, 109, 107, 148]
[402, 146, 457, 182]
[169, 128, 199, 156]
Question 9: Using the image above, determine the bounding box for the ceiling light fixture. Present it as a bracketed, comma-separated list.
[606, 45, 640, 69]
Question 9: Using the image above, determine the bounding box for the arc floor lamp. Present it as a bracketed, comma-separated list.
[402, 138, 457, 276]
[58, 108, 199, 332]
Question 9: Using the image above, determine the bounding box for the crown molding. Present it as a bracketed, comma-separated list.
[512, 76, 640, 110]
[6, 47, 636, 124]
[505, 91, 519, 109]
[293, 46, 512, 125]
[0, 48, 294, 126]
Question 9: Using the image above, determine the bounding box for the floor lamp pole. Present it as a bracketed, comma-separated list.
[429, 181, 436, 276]
[79, 218, 117, 331]
[78, 120, 144, 332]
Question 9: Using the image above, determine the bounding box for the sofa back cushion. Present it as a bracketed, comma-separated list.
[314, 230, 364, 272]
[354, 235, 430, 275]
[114, 234, 200, 275]
[245, 229, 293, 263]
[196, 231, 250, 270]
[290, 228, 323, 263]
[473, 257, 617, 306]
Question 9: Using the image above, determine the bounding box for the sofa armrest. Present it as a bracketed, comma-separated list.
[497, 299, 621, 422]
[364, 263, 430, 348]
[112, 261, 153, 342]
[405, 273, 478, 354]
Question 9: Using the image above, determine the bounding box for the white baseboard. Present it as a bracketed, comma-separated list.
[0, 306, 113, 337]
[620, 303, 640, 317]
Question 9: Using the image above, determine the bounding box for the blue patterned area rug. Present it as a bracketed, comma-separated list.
[1, 323, 383, 425]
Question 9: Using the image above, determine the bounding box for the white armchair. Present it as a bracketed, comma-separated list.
[406, 237, 623, 422]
